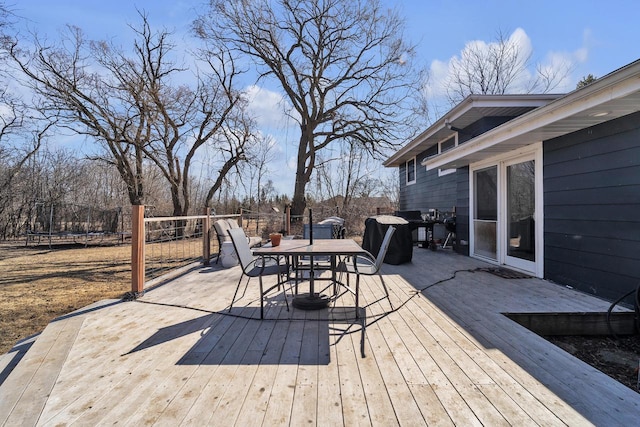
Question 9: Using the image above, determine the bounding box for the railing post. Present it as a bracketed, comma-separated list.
[131, 205, 145, 296]
[202, 207, 211, 266]
[239, 208, 244, 227]
[285, 205, 291, 236]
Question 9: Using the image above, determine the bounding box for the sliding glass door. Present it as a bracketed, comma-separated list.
[505, 158, 536, 272]
[471, 147, 542, 276]
[473, 166, 498, 260]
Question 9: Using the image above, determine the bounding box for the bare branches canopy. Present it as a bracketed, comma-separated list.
[444, 29, 572, 106]
[6, 11, 253, 215]
[195, 0, 425, 216]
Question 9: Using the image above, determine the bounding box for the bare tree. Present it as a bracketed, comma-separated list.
[238, 132, 277, 212]
[0, 84, 57, 238]
[195, 0, 425, 217]
[201, 113, 253, 208]
[0, 3, 54, 235]
[312, 138, 373, 213]
[0, 90, 44, 185]
[6, 12, 252, 215]
[445, 30, 571, 105]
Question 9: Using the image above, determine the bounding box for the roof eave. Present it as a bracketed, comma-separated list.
[383, 94, 561, 167]
[423, 60, 640, 170]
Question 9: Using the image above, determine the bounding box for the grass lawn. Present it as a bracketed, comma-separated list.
[0, 241, 130, 354]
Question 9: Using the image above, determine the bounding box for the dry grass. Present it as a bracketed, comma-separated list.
[0, 242, 131, 355]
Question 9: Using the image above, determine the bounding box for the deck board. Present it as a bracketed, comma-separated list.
[1, 248, 640, 425]
[417, 270, 638, 425]
[395, 288, 551, 425]
[0, 315, 83, 426]
[359, 309, 428, 425]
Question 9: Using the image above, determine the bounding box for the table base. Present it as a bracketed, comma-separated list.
[292, 293, 330, 310]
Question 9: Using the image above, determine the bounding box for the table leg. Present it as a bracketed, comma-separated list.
[292, 254, 330, 310]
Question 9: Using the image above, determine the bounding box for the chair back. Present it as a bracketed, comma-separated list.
[374, 226, 396, 270]
[318, 216, 344, 226]
[213, 219, 231, 243]
[228, 227, 254, 271]
[226, 218, 241, 229]
[303, 223, 334, 239]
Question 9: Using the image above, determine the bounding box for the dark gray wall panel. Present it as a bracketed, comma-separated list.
[398, 149, 458, 213]
[545, 204, 640, 222]
[543, 111, 640, 302]
[545, 166, 640, 192]
[545, 259, 637, 301]
[545, 233, 639, 259]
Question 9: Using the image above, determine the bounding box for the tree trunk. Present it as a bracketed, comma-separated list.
[290, 129, 314, 218]
[291, 177, 307, 220]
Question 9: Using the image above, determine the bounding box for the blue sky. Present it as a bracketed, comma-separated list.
[402, 0, 639, 78]
[11, 0, 640, 196]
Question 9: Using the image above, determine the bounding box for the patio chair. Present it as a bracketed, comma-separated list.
[336, 226, 396, 312]
[227, 227, 290, 319]
[214, 218, 262, 264]
[303, 223, 335, 240]
[317, 217, 346, 238]
[302, 223, 334, 264]
[293, 223, 335, 293]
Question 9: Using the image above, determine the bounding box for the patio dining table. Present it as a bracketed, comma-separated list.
[253, 238, 368, 313]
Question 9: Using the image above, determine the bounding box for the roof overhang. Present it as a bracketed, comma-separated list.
[423, 60, 640, 170]
[383, 94, 561, 167]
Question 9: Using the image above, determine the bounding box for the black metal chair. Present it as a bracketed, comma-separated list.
[336, 226, 396, 311]
[227, 228, 290, 319]
[293, 223, 335, 293]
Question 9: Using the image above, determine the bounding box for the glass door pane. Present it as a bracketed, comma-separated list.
[473, 166, 497, 260]
[506, 160, 535, 262]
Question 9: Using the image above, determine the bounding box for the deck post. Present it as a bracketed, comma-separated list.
[131, 205, 145, 296]
[285, 205, 291, 236]
[202, 207, 211, 266]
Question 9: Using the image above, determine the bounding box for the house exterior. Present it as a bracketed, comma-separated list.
[384, 59, 640, 302]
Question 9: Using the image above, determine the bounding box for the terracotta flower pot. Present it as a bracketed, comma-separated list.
[269, 233, 282, 246]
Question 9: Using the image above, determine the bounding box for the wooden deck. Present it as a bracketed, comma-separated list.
[1, 247, 639, 425]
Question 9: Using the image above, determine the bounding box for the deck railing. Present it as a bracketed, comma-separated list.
[131, 206, 233, 295]
[130, 205, 290, 295]
[129, 204, 394, 295]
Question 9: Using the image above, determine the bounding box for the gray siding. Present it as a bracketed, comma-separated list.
[399, 150, 457, 213]
[398, 116, 517, 214]
[398, 163, 407, 207]
[397, 149, 467, 254]
[543, 111, 640, 302]
[459, 116, 520, 144]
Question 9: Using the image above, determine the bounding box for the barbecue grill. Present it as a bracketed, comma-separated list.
[442, 216, 456, 248]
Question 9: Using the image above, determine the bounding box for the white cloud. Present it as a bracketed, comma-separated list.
[424, 27, 589, 118]
[537, 51, 576, 92]
[574, 46, 589, 64]
[509, 28, 534, 58]
[245, 85, 296, 129]
[426, 59, 449, 99]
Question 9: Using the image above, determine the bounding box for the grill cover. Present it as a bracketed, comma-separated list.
[362, 215, 413, 265]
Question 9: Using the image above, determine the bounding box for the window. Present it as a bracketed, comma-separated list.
[438, 135, 458, 176]
[440, 136, 456, 153]
[424, 145, 438, 159]
[406, 157, 416, 184]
